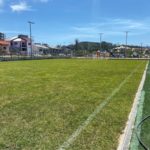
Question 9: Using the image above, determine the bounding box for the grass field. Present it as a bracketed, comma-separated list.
[0, 59, 147, 150]
[139, 62, 150, 150]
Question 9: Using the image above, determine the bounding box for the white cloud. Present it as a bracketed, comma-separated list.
[1, 0, 50, 13]
[72, 18, 150, 38]
[109, 19, 148, 30]
[10, 2, 32, 12]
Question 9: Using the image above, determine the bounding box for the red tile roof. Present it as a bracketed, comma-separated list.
[0, 40, 10, 46]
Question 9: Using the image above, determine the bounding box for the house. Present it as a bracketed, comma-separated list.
[9, 34, 31, 55]
[99, 51, 110, 57]
[0, 32, 10, 55]
[33, 43, 49, 55]
[33, 44, 66, 56]
[49, 47, 64, 55]
[112, 45, 131, 57]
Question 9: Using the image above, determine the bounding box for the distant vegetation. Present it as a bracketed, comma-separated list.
[58, 39, 146, 56]
[62, 40, 116, 55]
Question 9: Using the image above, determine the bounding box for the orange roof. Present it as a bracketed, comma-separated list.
[0, 40, 10, 46]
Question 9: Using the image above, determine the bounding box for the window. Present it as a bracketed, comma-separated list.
[22, 48, 27, 51]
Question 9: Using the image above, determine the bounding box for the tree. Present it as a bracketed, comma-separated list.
[74, 39, 80, 56]
[75, 39, 79, 51]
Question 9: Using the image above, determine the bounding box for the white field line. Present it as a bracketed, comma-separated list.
[117, 61, 149, 150]
[58, 63, 144, 150]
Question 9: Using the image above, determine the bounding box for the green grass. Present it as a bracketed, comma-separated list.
[0, 59, 147, 150]
[139, 62, 150, 150]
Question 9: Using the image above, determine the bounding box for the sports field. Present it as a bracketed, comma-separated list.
[0, 59, 147, 150]
[139, 62, 150, 150]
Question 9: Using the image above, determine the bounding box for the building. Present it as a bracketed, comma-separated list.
[33, 43, 49, 55]
[0, 32, 10, 55]
[0, 32, 5, 40]
[49, 47, 64, 55]
[100, 51, 110, 57]
[9, 35, 31, 55]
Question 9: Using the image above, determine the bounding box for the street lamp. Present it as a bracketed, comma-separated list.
[28, 21, 34, 58]
[99, 33, 103, 51]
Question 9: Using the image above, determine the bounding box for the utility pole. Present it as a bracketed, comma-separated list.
[141, 43, 143, 51]
[99, 33, 103, 51]
[28, 21, 34, 58]
[140, 43, 143, 57]
[125, 31, 129, 57]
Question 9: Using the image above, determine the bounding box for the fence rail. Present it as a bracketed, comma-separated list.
[0, 55, 71, 61]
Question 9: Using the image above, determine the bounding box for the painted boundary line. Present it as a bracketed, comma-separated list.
[117, 61, 149, 150]
[57, 63, 144, 150]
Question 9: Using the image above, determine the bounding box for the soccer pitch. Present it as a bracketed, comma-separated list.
[0, 59, 147, 150]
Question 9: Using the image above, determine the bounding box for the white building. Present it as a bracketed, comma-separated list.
[33, 43, 49, 55]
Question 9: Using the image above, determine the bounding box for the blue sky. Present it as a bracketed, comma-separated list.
[0, 0, 150, 46]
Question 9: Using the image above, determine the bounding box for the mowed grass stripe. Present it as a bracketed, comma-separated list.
[58, 62, 145, 150]
[0, 59, 147, 150]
